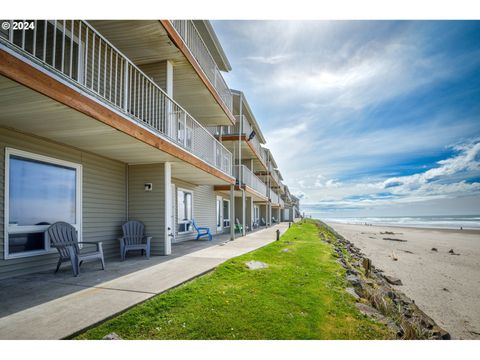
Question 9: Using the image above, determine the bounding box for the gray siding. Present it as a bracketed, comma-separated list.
[234, 196, 254, 230]
[194, 185, 218, 235]
[172, 181, 220, 242]
[259, 204, 268, 223]
[0, 128, 126, 280]
[246, 196, 253, 229]
[128, 164, 166, 255]
[234, 196, 243, 225]
[139, 61, 169, 92]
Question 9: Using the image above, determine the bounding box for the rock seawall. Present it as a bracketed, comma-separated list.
[317, 220, 450, 340]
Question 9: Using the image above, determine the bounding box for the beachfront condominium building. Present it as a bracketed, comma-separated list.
[208, 90, 290, 233]
[0, 20, 298, 280]
[281, 187, 301, 222]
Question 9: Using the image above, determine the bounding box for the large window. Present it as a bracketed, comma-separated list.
[5, 148, 82, 258]
[177, 188, 193, 233]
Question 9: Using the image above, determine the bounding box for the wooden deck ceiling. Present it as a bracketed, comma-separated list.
[0, 74, 233, 186]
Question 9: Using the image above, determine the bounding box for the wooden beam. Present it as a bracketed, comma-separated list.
[159, 20, 236, 126]
[0, 49, 235, 185]
[220, 135, 268, 171]
[214, 184, 268, 201]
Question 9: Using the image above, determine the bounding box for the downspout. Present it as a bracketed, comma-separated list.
[125, 164, 129, 221]
[239, 93, 246, 236]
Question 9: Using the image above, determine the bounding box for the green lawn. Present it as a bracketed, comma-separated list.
[76, 220, 393, 339]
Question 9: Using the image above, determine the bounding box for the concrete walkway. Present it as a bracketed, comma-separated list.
[0, 223, 289, 339]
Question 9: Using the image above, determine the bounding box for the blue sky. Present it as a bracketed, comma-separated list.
[212, 21, 480, 217]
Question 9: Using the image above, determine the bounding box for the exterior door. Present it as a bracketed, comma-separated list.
[216, 196, 223, 232]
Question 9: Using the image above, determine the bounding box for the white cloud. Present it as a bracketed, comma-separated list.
[245, 54, 293, 65]
[295, 139, 480, 209]
[213, 21, 480, 216]
[384, 140, 480, 190]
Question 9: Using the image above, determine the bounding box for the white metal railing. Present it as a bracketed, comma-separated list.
[169, 20, 233, 113]
[270, 190, 280, 205]
[234, 165, 267, 198]
[268, 162, 280, 185]
[0, 20, 232, 176]
[207, 115, 268, 167]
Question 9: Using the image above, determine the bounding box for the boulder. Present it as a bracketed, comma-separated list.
[384, 275, 403, 286]
[355, 303, 383, 318]
[346, 287, 360, 299]
[346, 268, 358, 276]
[346, 274, 361, 286]
[245, 260, 269, 270]
[103, 332, 122, 340]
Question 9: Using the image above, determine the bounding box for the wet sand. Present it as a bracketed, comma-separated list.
[325, 222, 480, 339]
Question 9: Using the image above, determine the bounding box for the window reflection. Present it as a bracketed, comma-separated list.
[7, 154, 79, 256]
[9, 155, 76, 226]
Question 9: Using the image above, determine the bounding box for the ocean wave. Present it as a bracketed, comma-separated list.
[317, 215, 480, 229]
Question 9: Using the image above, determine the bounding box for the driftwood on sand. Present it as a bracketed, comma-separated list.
[383, 237, 407, 242]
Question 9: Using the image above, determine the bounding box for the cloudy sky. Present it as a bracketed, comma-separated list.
[212, 21, 480, 217]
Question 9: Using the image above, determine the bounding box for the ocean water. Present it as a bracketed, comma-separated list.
[315, 215, 480, 230]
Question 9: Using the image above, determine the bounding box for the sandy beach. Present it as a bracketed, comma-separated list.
[325, 222, 480, 339]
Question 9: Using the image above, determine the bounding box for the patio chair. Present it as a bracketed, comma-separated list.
[192, 219, 212, 241]
[235, 218, 243, 233]
[47, 222, 105, 277]
[119, 220, 152, 260]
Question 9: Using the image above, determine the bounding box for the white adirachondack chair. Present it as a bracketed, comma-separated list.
[119, 220, 152, 260]
[47, 221, 105, 277]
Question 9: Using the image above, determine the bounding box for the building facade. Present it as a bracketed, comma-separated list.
[0, 20, 299, 280]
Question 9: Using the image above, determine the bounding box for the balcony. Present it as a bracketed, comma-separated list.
[270, 190, 280, 205]
[169, 20, 233, 114]
[234, 165, 268, 198]
[268, 163, 280, 186]
[207, 115, 269, 168]
[0, 20, 232, 176]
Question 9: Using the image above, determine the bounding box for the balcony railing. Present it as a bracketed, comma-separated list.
[207, 115, 268, 167]
[268, 163, 280, 185]
[270, 190, 280, 205]
[0, 20, 232, 176]
[234, 165, 267, 198]
[169, 20, 233, 114]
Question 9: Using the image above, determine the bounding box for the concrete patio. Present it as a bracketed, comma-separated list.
[0, 223, 289, 339]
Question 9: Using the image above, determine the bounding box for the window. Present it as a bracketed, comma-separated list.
[223, 199, 230, 228]
[254, 206, 260, 221]
[176, 118, 193, 150]
[5, 148, 82, 258]
[177, 188, 193, 233]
